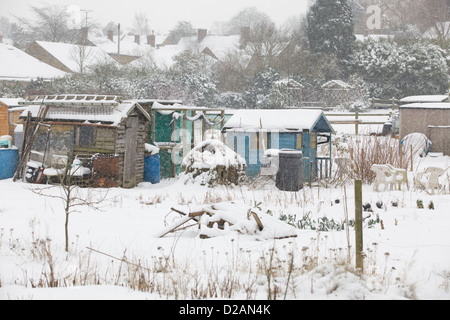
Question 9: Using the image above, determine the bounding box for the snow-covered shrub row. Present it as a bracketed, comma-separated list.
[2, 37, 449, 106]
[350, 39, 449, 99]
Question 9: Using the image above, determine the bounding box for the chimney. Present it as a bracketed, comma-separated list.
[147, 31, 156, 48]
[107, 30, 114, 42]
[80, 27, 89, 44]
[198, 29, 207, 43]
[135, 34, 140, 45]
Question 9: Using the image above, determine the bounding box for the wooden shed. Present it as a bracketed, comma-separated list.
[139, 101, 226, 179]
[0, 98, 22, 139]
[399, 103, 450, 156]
[0, 100, 9, 137]
[223, 109, 335, 182]
[18, 95, 150, 188]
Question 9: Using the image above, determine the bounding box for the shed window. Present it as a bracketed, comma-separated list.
[77, 126, 96, 148]
[296, 133, 303, 149]
[310, 132, 317, 149]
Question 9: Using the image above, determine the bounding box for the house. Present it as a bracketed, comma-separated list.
[25, 41, 118, 73]
[399, 103, 450, 156]
[18, 95, 150, 188]
[89, 32, 165, 65]
[177, 30, 241, 61]
[223, 109, 335, 181]
[138, 100, 226, 179]
[0, 42, 67, 81]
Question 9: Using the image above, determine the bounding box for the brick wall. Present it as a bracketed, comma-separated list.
[0, 105, 8, 136]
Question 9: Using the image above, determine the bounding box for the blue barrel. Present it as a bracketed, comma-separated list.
[0, 148, 19, 180]
[144, 154, 161, 184]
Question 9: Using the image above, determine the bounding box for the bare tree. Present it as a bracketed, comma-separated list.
[69, 43, 96, 74]
[133, 13, 151, 35]
[241, 20, 290, 76]
[214, 50, 251, 92]
[225, 7, 272, 35]
[366, 0, 449, 32]
[29, 162, 108, 252]
[0, 16, 11, 37]
[15, 4, 79, 43]
[165, 21, 196, 45]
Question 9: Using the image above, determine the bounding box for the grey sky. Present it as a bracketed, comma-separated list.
[0, 0, 310, 34]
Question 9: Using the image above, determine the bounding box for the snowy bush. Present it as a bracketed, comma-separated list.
[242, 68, 280, 108]
[180, 139, 247, 186]
[216, 92, 245, 109]
[351, 39, 449, 99]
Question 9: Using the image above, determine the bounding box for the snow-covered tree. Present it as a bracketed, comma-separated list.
[351, 38, 449, 98]
[243, 68, 280, 108]
[306, 0, 356, 63]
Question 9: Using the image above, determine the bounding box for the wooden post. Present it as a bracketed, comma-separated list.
[355, 180, 363, 272]
[309, 161, 313, 187]
[355, 111, 359, 135]
[171, 116, 176, 178]
[182, 113, 187, 160]
[151, 109, 156, 143]
[220, 110, 225, 143]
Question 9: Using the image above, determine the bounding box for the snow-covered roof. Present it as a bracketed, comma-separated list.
[173, 34, 241, 60]
[0, 43, 67, 81]
[400, 95, 449, 103]
[322, 80, 353, 90]
[34, 41, 118, 73]
[19, 100, 150, 127]
[90, 34, 166, 56]
[400, 103, 450, 110]
[224, 109, 333, 133]
[0, 98, 21, 107]
[93, 33, 241, 69]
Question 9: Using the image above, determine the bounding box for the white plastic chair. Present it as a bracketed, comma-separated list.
[415, 167, 445, 195]
[385, 164, 409, 191]
[371, 164, 395, 192]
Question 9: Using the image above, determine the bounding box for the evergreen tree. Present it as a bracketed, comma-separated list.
[306, 0, 356, 63]
[243, 68, 280, 108]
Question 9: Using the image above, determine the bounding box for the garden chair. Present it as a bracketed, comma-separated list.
[385, 164, 409, 191]
[370, 164, 395, 192]
[415, 167, 445, 195]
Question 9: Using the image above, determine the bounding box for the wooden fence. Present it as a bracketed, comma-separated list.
[324, 111, 393, 135]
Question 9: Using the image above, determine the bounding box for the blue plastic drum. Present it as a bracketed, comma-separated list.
[0, 148, 19, 180]
[144, 154, 161, 184]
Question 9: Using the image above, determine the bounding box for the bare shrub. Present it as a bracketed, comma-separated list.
[347, 135, 412, 184]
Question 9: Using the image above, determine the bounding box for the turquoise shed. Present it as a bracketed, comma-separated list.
[223, 109, 335, 182]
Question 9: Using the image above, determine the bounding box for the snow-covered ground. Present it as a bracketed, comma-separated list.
[0, 149, 449, 301]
